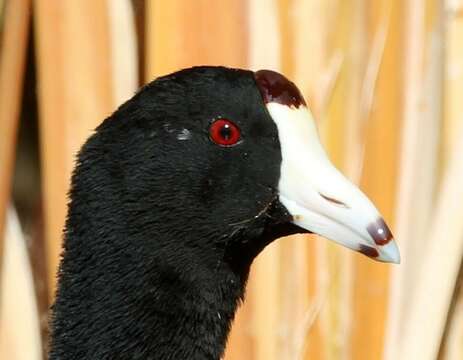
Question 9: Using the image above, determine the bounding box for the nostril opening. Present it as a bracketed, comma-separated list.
[367, 218, 393, 246]
[319, 193, 349, 208]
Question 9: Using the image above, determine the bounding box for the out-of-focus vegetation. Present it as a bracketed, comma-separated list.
[1, 1, 462, 359]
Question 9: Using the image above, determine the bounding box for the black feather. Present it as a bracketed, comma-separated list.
[49, 66, 303, 360]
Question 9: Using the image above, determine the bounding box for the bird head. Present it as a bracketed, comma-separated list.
[82, 66, 399, 278]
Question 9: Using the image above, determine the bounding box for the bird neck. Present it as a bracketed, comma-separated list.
[49, 227, 248, 360]
[49, 176, 251, 360]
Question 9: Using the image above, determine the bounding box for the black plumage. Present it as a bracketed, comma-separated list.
[49, 67, 304, 359]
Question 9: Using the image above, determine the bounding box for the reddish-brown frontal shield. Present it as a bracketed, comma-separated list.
[254, 69, 306, 108]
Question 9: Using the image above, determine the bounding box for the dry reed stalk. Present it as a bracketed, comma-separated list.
[251, 242, 282, 360]
[311, 0, 362, 358]
[0, 0, 30, 276]
[276, 0, 294, 76]
[288, 1, 371, 359]
[227, 2, 282, 359]
[351, 1, 403, 358]
[439, 1, 463, 358]
[0, 208, 41, 360]
[384, 0, 444, 357]
[288, 5, 371, 358]
[270, 1, 328, 359]
[145, 0, 248, 81]
[398, 128, 463, 360]
[442, 0, 463, 167]
[311, 1, 390, 358]
[285, 1, 365, 358]
[247, 0, 281, 74]
[275, 2, 322, 359]
[224, 294, 254, 360]
[34, 0, 123, 300]
[291, 0, 365, 359]
[307, 3, 388, 360]
[324, 0, 381, 357]
[276, 236, 310, 359]
[291, 0, 342, 118]
[108, 0, 139, 105]
[443, 282, 463, 360]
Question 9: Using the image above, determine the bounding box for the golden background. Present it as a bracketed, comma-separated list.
[1, 0, 462, 359]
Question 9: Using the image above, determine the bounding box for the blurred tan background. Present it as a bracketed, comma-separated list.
[1, 0, 463, 359]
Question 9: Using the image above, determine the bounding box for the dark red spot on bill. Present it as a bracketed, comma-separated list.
[254, 69, 306, 108]
[367, 218, 393, 246]
[358, 244, 379, 258]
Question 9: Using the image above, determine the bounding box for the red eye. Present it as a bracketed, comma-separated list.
[209, 119, 241, 146]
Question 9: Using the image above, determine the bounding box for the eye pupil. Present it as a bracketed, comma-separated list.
[209, 119, 241, 146]
[219, 124, 232, 140]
